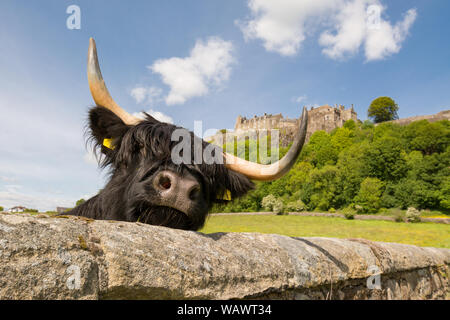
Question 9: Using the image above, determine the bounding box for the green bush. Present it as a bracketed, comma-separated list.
[0, 206, 3, 212]
[393, 212, 405, 223]
[23, 208, 38, 213]
[272, 200, 285, 215]
[344, 212, 355, 220]
[261, 195, 284, 214]
[405, 207, 421, 223]
[387, 208, 405, 222]
[285, 200, 306, 212]
[341, 207, 355, 220]
[261, 195, 277, 211]
[76, 198, 86, 206]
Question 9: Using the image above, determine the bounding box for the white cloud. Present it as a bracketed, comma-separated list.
[294, 95, 308, 103]
[319, 0, 369, 60]
[132, 109, 174, 124]
[150, 37, 235, 105]
[239, 0, 336, 56]
[240, 0, 417, 61]
[130, 86, 163, 105]
[364, 8, 417, 61]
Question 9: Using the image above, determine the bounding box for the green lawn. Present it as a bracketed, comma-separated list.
[200, 214, 450, 248]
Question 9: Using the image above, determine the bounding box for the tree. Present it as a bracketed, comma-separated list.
[306, 165, 341, 211]
[368, 96, 399, 123]
[343, 119, 357, 131]
[354, 177, 384, 213]
[439, 177, 450, 210]
[0, 206, 3, 212]
[336, 142, 369, 205]
[402, 120, 449, 155]
[363, 136, 407, 181]
[282, 161, 313, 195]
[76, 198, 86, 206]
[331, 127, 355, 153]
[302, 131, 338, 168]
[392, 178, 438, 209]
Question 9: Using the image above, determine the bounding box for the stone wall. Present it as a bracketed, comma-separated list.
[0, 213, 448, 300]
[381, 110, 450, 126]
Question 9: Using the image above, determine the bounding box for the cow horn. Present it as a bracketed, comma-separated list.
[224, 107, 308, 181]
[87, 38, 141, 125]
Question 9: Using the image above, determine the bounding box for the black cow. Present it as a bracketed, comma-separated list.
[67, 38, 308, 231]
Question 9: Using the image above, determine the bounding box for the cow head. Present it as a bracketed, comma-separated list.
[78, 38, 308, 231]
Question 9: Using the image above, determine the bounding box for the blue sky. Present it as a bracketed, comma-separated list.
[1, 0, 449, 211]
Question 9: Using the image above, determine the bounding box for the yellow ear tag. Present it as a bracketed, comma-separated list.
[103, 138, 115, 150]
[218, 189, 232, 201]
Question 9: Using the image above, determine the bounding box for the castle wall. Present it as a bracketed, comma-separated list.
[206, 105, 358, 146]
[380, 110, 450, 126]
[304, 105, 357, 141]
[235, 105, 357, 135]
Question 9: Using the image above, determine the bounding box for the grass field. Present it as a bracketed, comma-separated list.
[200, 214, 450, 248]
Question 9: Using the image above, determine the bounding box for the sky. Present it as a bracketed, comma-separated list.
[1, 0, 449, 211]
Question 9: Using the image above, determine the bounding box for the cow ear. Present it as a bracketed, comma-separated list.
[88, 106, 131, 155]
[216, 169, 254, 202]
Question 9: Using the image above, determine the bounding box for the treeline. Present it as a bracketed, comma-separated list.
[212, 119, 450, 214]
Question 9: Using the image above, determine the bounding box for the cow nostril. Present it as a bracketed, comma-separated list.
[188, 186, 200, 201]
[159, 176, 172, 190]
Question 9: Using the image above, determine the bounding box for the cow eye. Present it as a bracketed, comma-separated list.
[140, 168, 157, 182]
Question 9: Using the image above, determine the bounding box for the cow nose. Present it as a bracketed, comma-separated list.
[188, 185, 201, 201]
[153, 170, 201, 212]
[158, 174, 172, 190]
[154, 171, 177, 193]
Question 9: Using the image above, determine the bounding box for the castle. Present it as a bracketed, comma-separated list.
[206, 105, 450, 148]
[207, 104, 358, 146]
[234, 104, 357, 142]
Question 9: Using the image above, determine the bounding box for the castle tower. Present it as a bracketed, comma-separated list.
[234, 115, 242, 131]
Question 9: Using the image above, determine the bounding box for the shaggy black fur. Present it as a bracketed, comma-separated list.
[66, 106, 254, 230]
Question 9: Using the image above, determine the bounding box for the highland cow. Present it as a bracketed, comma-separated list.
[67, 38, 308, 231]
